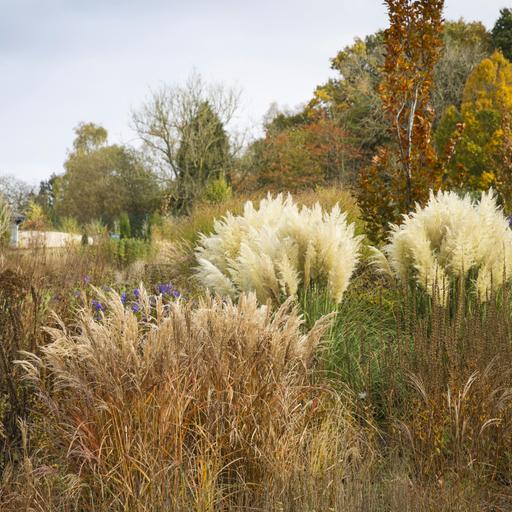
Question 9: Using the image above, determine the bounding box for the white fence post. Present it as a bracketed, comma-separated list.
[10, 222, 19, 247]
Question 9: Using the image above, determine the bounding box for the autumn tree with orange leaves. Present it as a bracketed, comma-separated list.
[358, 0, 445, 240]
[250, 116, 357, 193]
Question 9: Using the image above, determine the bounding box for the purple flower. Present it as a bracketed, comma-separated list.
[92, 300, 104, 312]
[172, 290, 181, 298]
[73, 290, 81, 298]
[131, 303, 140, 313]
[83, 275, 91, 284]
[121, 292, 128, 305]
[157, 283, 173, 295]
[133, 288, 140, 299]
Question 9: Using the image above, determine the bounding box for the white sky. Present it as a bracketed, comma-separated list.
[0, 0, 506, 185]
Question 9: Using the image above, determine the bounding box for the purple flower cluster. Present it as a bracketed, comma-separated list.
[80, 279, 182, 321]
[91, 299, 104, 312]
[156, 282, 181, 299]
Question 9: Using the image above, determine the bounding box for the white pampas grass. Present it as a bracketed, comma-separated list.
[377, 189, 512, 301]
[195, 194, 363, 304]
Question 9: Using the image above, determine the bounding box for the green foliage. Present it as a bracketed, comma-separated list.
[173, 101, 231, 213]
[84, 219, 107, 238]
[262, 103, 309, 134]
[104, 238, 151, 268]
[321, 283, 396, 396]
[119, 212, 131, 239]
[434, 105, 463, 153]
[492, 8, 512, 62]
[201, 177, 232, 204]
[303, 19, 492, 182]
[21, 200, 50, 231]
[56, 124, 161, 232]
[58, 216, 80, 234]
[72, 122, 108, 153]
[35, 174, 61, 226]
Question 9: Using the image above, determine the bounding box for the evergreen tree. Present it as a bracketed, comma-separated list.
[492, 8, 512, 62]
[174, 101, 230, 213]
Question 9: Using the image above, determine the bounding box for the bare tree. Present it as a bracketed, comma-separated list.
[0, 175, 33, 212]
[132, 73, 241, 213]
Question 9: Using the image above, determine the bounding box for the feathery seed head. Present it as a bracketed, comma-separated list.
[195, 193, 362, 304]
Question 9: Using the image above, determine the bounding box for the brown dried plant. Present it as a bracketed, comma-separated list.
[16, 289, 372, 511]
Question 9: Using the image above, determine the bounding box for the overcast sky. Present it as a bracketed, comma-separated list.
[0, 0, 507, 185]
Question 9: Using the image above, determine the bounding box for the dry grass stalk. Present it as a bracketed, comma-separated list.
[15, 288, 371, 510]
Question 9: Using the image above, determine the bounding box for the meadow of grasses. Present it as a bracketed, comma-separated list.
[1, 187, 512, 511]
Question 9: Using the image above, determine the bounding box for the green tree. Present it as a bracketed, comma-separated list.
[56, 123, 161, 235]
[119, 212, 131, 239]
[492, 8, 512, 62]
[434, 105, 463, 154]
[174, 101, 231, 212]
[35, 173, 61, 227]
[72, 122, 108, 153]
[262, 102, 309, 135]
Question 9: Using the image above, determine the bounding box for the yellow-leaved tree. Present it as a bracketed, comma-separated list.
[435, 51, 512, 194]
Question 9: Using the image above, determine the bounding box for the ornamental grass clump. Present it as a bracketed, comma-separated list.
[16, 288, 369, 510]
[373, 190, 512, 303]
[0, 195, 11, 246]
[195, 193, 363, 304]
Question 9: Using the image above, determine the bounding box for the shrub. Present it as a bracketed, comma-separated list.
[153, 195, 252, 246]
[201, 177, 232, 204]
[84, 219, 108, 242]
[18, 290, 369, 510]
[374, 189, 512, 302]
[21, 201, 51, 231]
[104, 238, 151, 268]
[59, 216, 80, 234]
[119, 212, 131, 239]
[195, 194, 363, 304]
